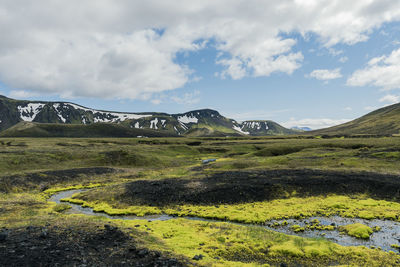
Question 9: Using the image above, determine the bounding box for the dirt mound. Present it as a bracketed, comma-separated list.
[0, 167, 117, 192]
[0, 224, 185, 267]
[119, 169, 400, 206]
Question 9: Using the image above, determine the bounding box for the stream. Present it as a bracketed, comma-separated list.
[49, 189, 400, 253]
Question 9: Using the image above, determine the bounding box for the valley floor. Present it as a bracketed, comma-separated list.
[1, 136, 400, 266]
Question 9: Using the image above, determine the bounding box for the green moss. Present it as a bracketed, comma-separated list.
[308, 224, 335, 231]
[53, 203, 71, 213]
[114, 218, 400, 266]
[291, 225, 305, 232]
[269, 241, 304, 257]
[339, 223, 373, 239]
[66, 193, 400, 225]
[311, 219, 319, 225]
[391, 244, 400, 250]
[42, 183, 104, 198]
[372, 226, 381, 232]
[60, 197, 163, 217]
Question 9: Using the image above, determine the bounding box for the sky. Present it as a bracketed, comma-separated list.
[1, 1, 400, 129]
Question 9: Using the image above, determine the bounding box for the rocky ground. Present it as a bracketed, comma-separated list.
[0, 167, 118, 193]
[114, 169, 400, 206]
[0, 223, 186, 267]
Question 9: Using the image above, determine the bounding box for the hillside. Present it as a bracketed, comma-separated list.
[239, 120, 295, 136]
[313, 103, 400, 135]
[0, 95, 295, 137]
[0, 122, 177, 138]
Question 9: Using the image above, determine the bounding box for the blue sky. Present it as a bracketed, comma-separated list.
[1, 1, 400, 129]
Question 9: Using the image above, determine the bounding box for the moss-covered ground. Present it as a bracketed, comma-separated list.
[2, 136, 400, 265]
[339, 223, 374, 239]
[63, 194, 400, 223]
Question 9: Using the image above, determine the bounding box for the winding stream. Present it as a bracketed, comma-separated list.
[49, 189, 400, 253]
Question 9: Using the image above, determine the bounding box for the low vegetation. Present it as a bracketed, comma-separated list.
[115, 218, 400, 266]
[339, 223, 374, 239]
[63, 194, 400, 223]
[2, 136, 400, 265]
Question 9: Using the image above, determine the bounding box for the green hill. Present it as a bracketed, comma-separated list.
[313, 103, 400, 136]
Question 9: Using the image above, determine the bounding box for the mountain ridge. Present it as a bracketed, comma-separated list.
[0, 95, 295, 137]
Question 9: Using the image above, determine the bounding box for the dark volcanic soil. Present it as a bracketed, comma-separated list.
[116, 169, 400, 206]
[0, 224, 185, 267]
[0, 167, 118, 193]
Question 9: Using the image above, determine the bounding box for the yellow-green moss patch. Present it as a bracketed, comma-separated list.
[339, 223, 373, 239]
[53, 203, 72, 213]
[114, 218, 400, 266]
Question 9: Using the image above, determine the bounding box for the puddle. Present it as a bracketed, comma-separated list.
[48, 189, 400, 253]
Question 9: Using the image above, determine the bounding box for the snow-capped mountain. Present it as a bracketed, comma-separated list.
[0, 95, 295, 136]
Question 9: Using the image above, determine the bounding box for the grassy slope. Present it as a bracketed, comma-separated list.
[313, 102, 400, 135]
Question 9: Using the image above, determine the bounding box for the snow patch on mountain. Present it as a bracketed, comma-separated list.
[178, 115, 198, 124]
[53, 104, 67, 123]
[67, 103, 93, 112]
[67, 103, 151, 122]
[179, 122, 188, 130]
[174, 126, 180, 134]
[233, 125, 250, 135]
[150, 118, 159, 129]
[243, 121, 261, 130]
[18, 103, 45, 122]
[241, 121, 269, 131]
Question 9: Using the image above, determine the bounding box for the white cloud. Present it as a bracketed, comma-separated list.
[344, 107, 352, 111]
[8, 90, 38, 99]
[227, 109, 291, 122]
[308, 68, 342, 80]
[347, 48, 400, 90]
[364, 106, 380, 111]
[363, 104, 391, 111]
[151, 99, 162, 105]
[216, 58, 247, 80]
[1, 1, 400, 99]
[282, 118, 350, 130]
[379, 94, 399, 104]
[170, 90, 200, 105]
[328, 48, 343, 56]
[339, 56, 348, 63]
[392, 40, 400, 46]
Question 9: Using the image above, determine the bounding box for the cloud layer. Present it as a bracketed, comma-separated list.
[283, 118, 350, 130]
[347, 48, 400, 90]
[1, 1, 400, 99]
[308, 68, 342, 81]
